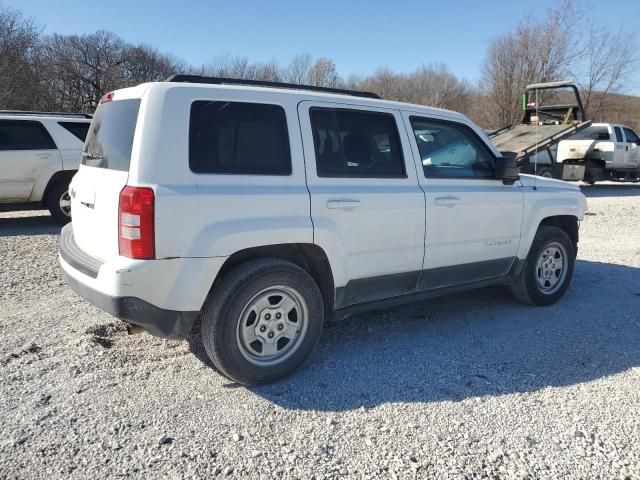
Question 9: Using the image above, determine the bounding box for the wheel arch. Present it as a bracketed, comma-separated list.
[42, 170, 77, 205]
[539, 215, 579, 257]
[213, 243, 336, 318]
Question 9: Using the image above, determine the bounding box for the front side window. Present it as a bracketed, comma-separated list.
[0, 120, 56, 151]
[310, 108, 406, 178]
[410, 117, 495, 178]
[614, 126, 624, 142]
[189, 101, 291, 175]
[623, 128, 640, 144]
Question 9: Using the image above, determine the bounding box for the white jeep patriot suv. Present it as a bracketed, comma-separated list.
[59, 76, 587, 385]
[0, 111, 91, 222]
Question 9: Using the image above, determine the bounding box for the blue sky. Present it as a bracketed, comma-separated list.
[10, 0, 640, 89]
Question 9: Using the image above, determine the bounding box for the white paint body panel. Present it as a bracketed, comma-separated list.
[0, 115, 88, 203]
[63, 82, 587, 315]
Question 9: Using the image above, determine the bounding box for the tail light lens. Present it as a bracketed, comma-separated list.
[118, 186, 155, 259]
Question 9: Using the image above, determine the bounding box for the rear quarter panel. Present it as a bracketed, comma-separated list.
[129, 85, 313, 260]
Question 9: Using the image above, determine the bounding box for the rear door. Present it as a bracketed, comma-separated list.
[298, 101, 425, 307]
[612, 126, 626, 167]
[0, 120, 60, 201]
[70, 98, 140, 261]
[403, 113, 523, 290]
[622, 127, 640, 168]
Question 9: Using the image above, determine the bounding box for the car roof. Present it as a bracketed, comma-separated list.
[114, 81, 470, 123]
[0, 111, 91, 122]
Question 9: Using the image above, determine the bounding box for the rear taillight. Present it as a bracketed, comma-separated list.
[118, 186, 155, 259]
[100, 91, 114, 103]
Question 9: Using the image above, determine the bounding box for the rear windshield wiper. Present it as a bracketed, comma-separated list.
[81, 152, 104, 161]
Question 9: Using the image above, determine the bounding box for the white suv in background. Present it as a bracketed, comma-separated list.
[59, 76, 587, 385]
[0, 111, 91, 223]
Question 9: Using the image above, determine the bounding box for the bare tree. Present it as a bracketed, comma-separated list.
[0, 6, 40, 109]
[307, 58, 340, 87]
[572, 26, 639, 120]
[480, 0, 579, 128]
[284, 53, 312, 84]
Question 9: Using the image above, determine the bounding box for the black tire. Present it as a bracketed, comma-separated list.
[46, 182, 72, 224]
[200, 258, 324, 385]
[536, 167, 553, 178]
[510, 225, 575, 306]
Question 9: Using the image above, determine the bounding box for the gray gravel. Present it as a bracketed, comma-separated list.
[1, 183, 640, 479]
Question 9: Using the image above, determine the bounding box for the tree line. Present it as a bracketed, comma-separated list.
[1, 1, 637, 129]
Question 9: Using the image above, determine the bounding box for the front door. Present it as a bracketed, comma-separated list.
[298, 101, 425, 307]
[402, 113, 523, 290]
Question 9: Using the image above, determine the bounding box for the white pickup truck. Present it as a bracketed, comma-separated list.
[556, 123, 640, 184]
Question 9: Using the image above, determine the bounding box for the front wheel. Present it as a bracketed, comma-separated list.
[510, 225, 575, 306]
[46, 182, 72, 224]
[200, 258, 324, 385]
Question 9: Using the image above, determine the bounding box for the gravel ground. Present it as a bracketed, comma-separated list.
[1, 183, 639, 480]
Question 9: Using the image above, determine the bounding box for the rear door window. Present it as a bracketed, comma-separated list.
[573, 126, 610, 141]
[59, 121, 90, 142]
[0, 120, 56, 151]
[83, 99, 141, 171]
[309, 108, 406, 178]
[614, 126, 624, 142]
[189, 101, 291, 175]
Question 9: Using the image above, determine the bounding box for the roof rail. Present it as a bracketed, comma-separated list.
[165, 74, 381, 99]
[0, 110, 92, 119]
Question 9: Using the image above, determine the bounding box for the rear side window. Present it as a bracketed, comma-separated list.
[410, 117, 495, 179]
[573, 126, 610, 141]
[0, 120, 56, 151]
[59, 121, 90, 142]
[189, 101, 291, 175]
[310, 108, 406, 178]
[614, 126, 624, 142]
[83, 99, 141, 171]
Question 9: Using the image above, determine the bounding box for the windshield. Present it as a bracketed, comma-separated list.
[82, 99, 141, 171]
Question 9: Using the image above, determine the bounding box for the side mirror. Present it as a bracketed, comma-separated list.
[495, 155, 519, 185]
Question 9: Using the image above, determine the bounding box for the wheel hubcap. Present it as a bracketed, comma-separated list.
[236, 286, 308, 366]
[59, 191, 72, 217]
[535, 242, 567, 294]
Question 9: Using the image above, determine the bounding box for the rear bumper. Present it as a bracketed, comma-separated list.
[61, 267, 198, 338]
[59, 224, 227, 338]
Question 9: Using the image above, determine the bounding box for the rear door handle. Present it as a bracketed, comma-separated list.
[36, 153, 52, 158]
[326, 199, 362, 210]
[434, 196, 461, 207]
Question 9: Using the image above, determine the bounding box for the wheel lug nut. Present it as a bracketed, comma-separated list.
[277, 324, 284, 331]
[276, 313, 282, 319]
[265, 313, 271, 320]
[259, 326, 267, 333]
[268, 332, 274, 339]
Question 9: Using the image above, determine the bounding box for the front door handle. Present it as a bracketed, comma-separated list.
[36, 153, 52, 158]
[434, 196, 461, 207]
[326, 199, 362, 210]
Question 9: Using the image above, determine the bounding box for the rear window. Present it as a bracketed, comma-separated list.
[189, 101, 291, 175]
[82, 99, 141, 171]
[59, 121, 90, 142]
[572, 126, 610, 141]
[0, 120, 56, 150]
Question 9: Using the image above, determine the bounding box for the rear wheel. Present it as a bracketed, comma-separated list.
[46, 181, 72, 224]
[200, 258, 324, 385]
[510, 225, 575, 306]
